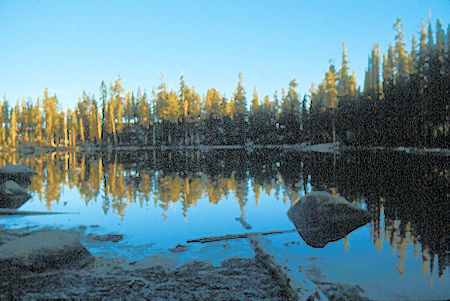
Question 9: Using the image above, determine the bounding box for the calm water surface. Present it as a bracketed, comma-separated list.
[0, 149, 448, 299]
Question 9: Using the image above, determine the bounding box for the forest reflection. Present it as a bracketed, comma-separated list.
[0, 149, 447, 280]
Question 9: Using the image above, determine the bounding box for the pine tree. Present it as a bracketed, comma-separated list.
[154, 78, 169, 121]
[394, 18, 409, 78]
[364, 44, 381, 95]
[363, 56, 372, 93]
[323, 64, 338, 109]
[349, 72, 356, 96]
[427, 16, 434, 48]
[1, 98, 9, 131]
[282, 79, 300, 113]
[112, 76, 124, 138]
[42, 88, 58, 146]
[409, 37, 418, 74]
[66, 109, 77, 147]
[250, 86, 259, 113]
[0, 100, 5, 145]
[88, 98, 100, 143]
[418, 19, 428, 85]
[76, 105, 85, 143]
[18, 98, 29, 143]
[205, 88, 221, 117]
[78, 91, 99, 144]
[273, 90, 279, 114]
[137, 88, 150, 127]
[124, 91, 133, 125]
[106, 93, 116, 144]
[32, 98, 43, 145]
[96, 105, 102, 145]
[301, 95, 308, 133]
[226, 97, 236, 117]
[219, 95, 228, 117]
[337, 43, 351, 97]
[165, 91, 181, 122]
[435, 19, 445, 51]
[184, 86, 201, 118]
[7, 103, 19, 147]
[371, 44, 381, 94]
[233, 73, 246, 115]
[55, 111, 65, 146]
[99, 81, 107, 144]
[179, 75, 188, 118]
[63, 109, 68, 146]
[263, 95, 272, 111]
[419, 19, 428, 51]
[383, 43, 395, 85]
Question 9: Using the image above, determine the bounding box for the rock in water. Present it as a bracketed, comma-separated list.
[0, 164, 34, 184]
[0, 164, 34, 177]
[287, 191, 371, 248]
[0, 230, 94, 279]
[0, 180, 31, 209]
[86, 233, 123, 242]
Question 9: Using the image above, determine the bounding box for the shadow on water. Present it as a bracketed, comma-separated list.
[0, 149, 447, 280]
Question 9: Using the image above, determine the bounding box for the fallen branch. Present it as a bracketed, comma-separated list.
[249, 235, 327, 300]
[187, 229, 296, 243]
[0, 208, 79, 216]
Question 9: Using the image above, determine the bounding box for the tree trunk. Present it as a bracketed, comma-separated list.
[152, 125, 156, 146]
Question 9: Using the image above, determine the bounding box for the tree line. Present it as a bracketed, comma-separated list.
[1, 16, 448, 149]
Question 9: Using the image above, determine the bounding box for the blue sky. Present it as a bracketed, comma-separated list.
[0, 0, 448, 109]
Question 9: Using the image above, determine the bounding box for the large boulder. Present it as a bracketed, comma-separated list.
[0, 230, 94, 279]
[0, 164, 34, 185]
[0, 180, 31, 209]
[287, 191, 371, 248]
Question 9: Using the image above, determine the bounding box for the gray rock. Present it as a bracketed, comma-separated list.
[87, 233, 123, 242]
[169, 244, 189, 253]
[0, 230, 94, 279]
[0, 164, 34, 185]
[0, 180, 31, 209]
[287, 191, 371, 248]
[0, 164, 34, 177]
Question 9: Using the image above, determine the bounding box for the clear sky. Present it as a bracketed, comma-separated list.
[0, 0, 448, 109]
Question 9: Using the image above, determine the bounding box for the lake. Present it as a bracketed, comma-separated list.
[0, 149, 448, 299]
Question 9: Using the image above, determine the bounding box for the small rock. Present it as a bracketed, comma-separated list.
[88, 233, 123, 242]
[283, 241, 300, 247]
[169, 244, 189, 253]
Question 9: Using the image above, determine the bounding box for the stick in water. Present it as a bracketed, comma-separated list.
[187, 229, 296, 243]
[0, 208, 79, 216]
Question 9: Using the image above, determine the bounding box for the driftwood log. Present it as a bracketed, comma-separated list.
[187, 229, 295, 243]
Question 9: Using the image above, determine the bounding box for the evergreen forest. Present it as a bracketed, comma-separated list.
[1, 17, 448, 150]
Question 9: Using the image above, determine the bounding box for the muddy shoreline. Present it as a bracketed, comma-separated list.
[0, 226, 288, 299]
[0, 226, 369, 300]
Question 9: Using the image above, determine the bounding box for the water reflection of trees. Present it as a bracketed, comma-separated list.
[317, 151, 448, 281]
[1, 150, 447, 280]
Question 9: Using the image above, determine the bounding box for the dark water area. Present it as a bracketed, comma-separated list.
[0, 149, 448, 298]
